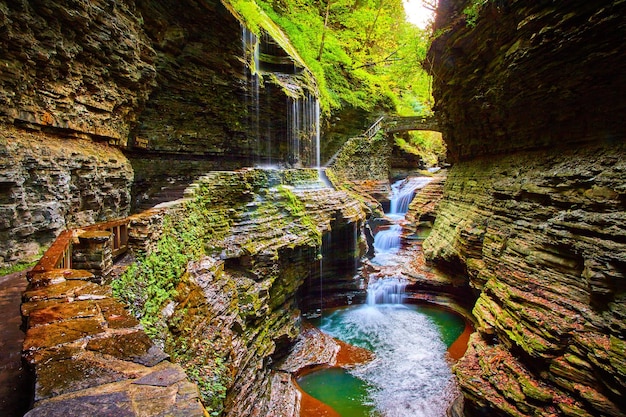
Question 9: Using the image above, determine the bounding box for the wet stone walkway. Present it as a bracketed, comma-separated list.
[0, 271, 31, 417]
[0, 267, 206, 417]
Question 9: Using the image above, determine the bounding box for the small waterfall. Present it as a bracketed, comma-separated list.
[372, 176, 433, 265]
[373, 224, 402, 253]
[366, 276, 407, 305]
[389, 177, 433, 215]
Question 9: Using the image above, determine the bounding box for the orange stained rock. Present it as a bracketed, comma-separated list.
[448, 319, 473, 361]
[299, 388, 342, 417]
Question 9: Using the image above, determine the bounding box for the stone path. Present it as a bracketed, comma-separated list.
[0, 271, 31, 417]
[20, 268, 206, 417]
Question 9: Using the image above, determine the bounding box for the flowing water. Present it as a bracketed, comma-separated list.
[299, 176, 466, 416]
[241, 27, 321, 168]
[300, 301, 465, 417]
[371, 177, 433, 266]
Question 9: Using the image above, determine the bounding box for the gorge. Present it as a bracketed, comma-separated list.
[1, 0, 625, 417]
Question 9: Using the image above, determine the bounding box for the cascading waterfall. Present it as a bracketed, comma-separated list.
[366, 276, 407, 305]
[373, 224, 402, 253]
[389, 177, 434, 215]
[372, 176, 433, 264]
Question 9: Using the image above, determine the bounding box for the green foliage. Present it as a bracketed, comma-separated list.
[111, 193, 223, 338]
[463, 0, 491, 27]
[228, 0, 434, 116]
[0, 260, 37, 276]
[112, 214, 203, 337]
[276, 185, 322, 243]
[394, 130, 446, 166]
[170, 338, 230, 416]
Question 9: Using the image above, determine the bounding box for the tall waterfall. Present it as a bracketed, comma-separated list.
[241, 26, 321, 168]
[242, 27, 260, 163]
[288, 93, 321, 167]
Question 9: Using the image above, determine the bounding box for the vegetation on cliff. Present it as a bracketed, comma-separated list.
[227, 0, 433, 116]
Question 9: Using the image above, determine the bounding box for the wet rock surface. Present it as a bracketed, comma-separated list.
[149, 169, 367, 416]
[427, 2, 626, 415]
[20, 268, 204, 416]
[424, 144, 626, 416]
[0, 272, 31, 417]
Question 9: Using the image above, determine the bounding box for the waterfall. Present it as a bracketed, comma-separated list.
[288, 93, 321, 167]
[389, 177, 433, 215]
[372, 176, 433, 265]
[373, 224, 402, 253]
[366, 276, 407, 305]
[242, 27, 260, 163]
[315, 99, 321, 169]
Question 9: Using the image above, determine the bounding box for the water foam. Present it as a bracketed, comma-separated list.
[320, 306, 458, 417]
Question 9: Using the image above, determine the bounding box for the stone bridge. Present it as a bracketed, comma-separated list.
[363, 115, 440, 139]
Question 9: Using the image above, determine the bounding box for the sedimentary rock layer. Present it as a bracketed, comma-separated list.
[0, 126, 133, 267]
[428, 0, 626, 161]
[129, 169, 367, 416]
[426, 1, 626, 415]
[424, 142, 626, 416]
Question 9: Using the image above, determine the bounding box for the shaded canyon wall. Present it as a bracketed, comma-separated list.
[0, 0, 319, 267]
[426, 1, 626, 416]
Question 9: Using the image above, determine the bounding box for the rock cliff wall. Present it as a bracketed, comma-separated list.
[111, 169, 366, 416]
[0, 0, 320, 267]
[426, 1, 626, 416]
[0, 126, 133, 267]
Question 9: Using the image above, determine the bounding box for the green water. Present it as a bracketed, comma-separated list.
[299, 304, 466, 417]
[297, 367, 376, 417]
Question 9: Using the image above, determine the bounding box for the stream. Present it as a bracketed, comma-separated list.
[298, 177, 466, 417]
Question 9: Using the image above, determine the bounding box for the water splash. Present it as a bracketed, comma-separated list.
[366, 276, 407, 305]
[319, 305, 459, 417]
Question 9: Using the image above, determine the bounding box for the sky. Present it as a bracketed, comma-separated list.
[403, 0, 435, 28]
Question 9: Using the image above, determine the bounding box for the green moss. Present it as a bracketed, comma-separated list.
[463, 0, 492, 27]
[0, 259, 37, 276]
[276, 185, 322, 243]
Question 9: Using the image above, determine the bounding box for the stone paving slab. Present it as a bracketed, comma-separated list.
[21, 269, 205, 416]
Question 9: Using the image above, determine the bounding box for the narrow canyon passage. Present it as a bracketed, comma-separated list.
[297, 177, 470, 417]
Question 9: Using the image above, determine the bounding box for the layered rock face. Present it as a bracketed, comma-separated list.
[122, 169, 366, 416]
[0, 0, 320, 266]
[0, 126, 133, 266]
[426, 1, 626, 416]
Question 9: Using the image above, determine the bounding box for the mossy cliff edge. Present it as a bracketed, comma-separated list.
[112, 169, 366, 416]
[426, 1, 626, 416]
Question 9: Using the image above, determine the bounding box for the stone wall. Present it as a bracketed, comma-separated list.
[425, 1, 626, 415]
[0, 126, 133, 268]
